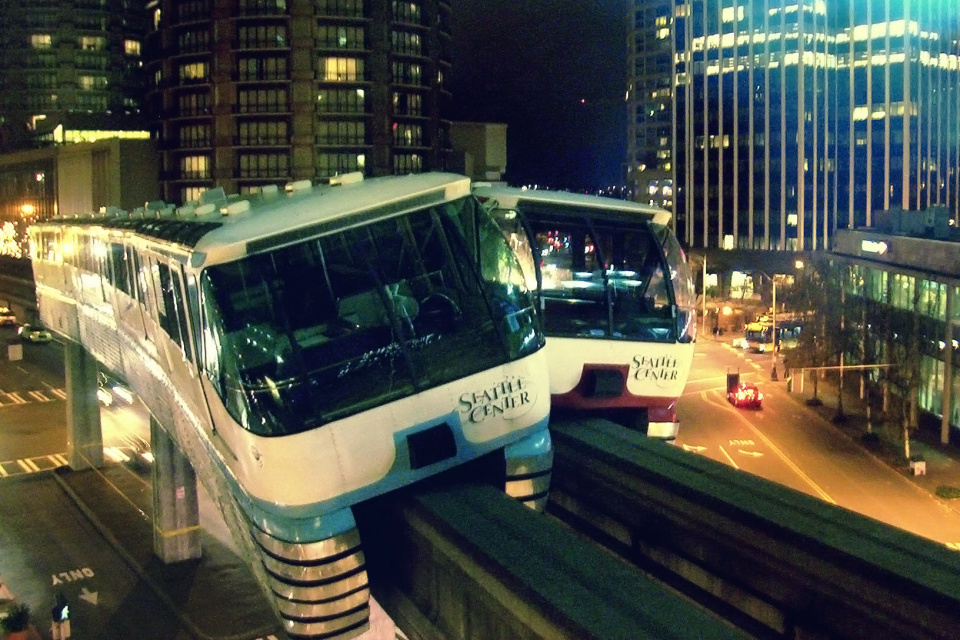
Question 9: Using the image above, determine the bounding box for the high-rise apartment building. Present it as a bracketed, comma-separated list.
[626, 0, 675, 210]
[144, 0, 454, 204]
[629, 0, 960, 252]
[0, 0, 149, 150]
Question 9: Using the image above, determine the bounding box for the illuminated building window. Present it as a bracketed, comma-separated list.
[321, 57, 364, 81]
[179, 62, 209, 83]
[180, 155, 210, 179]
[124, 40, 141, 56]
[79, 36, 105, 51]
[31, 34, 52, 49]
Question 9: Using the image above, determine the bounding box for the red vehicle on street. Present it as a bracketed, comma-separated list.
[728, 382, 763, 409]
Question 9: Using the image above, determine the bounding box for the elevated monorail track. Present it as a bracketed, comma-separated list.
[361, 417, 960, 640]
[357, 481, 746, 640]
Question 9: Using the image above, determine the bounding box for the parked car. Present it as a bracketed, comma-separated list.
[728, 381, 763, 409]
[0, 307, 16, 327]
[17, 323, 53, 344]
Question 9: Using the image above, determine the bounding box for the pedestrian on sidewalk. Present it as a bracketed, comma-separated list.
[50, 592, 70, 640]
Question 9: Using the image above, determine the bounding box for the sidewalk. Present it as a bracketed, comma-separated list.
[780, 368, 960, 516]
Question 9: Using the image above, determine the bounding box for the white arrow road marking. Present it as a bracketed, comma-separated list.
[682, 444, 707, 453]
[738, 449, 764, 458]
[79, 587, 98, 605]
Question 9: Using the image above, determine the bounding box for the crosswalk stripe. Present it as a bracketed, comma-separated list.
[54, 454, 69, 466]
[50, 388, 67, 399]
[0, 463, 7, 477]
[48, 455, 67, 467]
[17, 459, 40, 473]
[6, 393, 26, 405]
[28, 390, 51, 402]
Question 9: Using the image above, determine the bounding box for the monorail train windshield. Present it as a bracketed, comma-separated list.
[495, 207, 696, 344]
[200, 195, 541, 436]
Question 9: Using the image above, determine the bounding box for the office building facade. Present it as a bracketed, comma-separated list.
[144, 0, 454, 204]
[631, 0, 960, 252]
[627, 0, 676, 211]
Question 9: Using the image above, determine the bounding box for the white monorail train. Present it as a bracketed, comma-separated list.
[28, 173, 553, 639]
[475, 185, 696, 439]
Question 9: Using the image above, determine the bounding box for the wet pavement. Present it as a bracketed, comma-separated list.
[0, 465, 281, 640]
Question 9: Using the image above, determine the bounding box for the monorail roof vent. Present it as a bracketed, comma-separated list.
[100, 206, 125, 218]
[328, 172, 364, 187]
[194, 203, 217, 216]
[199, 187, 227, 207]
[285, 179, 312, 193]
[221, 200, 251, 216]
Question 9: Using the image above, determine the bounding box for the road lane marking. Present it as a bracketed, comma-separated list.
[48, 454, 69, 467]
[712, 389, 837, 504]
[719, 445, 740, 469]
[17, 458, 40, 473]
[746, 421, 837, 504]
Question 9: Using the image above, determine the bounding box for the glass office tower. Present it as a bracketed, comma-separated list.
[636, 0, 960, 252]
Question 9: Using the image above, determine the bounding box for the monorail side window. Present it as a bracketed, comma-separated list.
[200, 195, 541, 436]
[156, 261, 191, 359]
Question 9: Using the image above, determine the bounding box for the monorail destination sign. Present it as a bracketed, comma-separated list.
[458, 376, 536, 424]
[631, 354, 681, 388]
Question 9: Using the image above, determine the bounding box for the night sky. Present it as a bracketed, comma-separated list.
[449, 0, 629, 192]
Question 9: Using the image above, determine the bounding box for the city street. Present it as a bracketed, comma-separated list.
[678, 338, 960, 546]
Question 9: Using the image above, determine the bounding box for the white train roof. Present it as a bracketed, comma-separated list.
[36, 172, 472, 268]
[472, 184, 672, 227]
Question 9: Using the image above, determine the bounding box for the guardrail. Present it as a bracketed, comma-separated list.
[548, 418, 960, 640]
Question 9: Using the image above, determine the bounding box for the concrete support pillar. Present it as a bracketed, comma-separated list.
[63, 341, 103, 470]
[151, 417, 201, 563]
